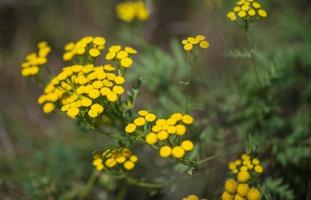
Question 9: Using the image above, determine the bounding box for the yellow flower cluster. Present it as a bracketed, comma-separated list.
[92, 148, 138, 171]
[21, 41, 51, 77]
[227, 0, 267, 21]
[116, 1, 149, 22]
[125, 111, 195, 159]
[221, 153, 263, 200]
[37, 64, 126, 118]
[105, 45, 137, 68]
[182, 35, 209, 51]
[182, 194, 201, 200]
[63, 36, 106, 61]
[228, 153, 264, 176]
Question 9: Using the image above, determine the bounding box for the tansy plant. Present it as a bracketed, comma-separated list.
[227, 0, 267, 32]
[19, 1, 277, 198]
[21, 35, 215, 191]
[116, 1, 150, 23]
[221, 153, 264, 200]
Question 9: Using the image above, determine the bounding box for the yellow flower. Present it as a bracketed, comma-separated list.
[254, 165, 263, 173]
[176, 124, 186, 135]
[146, 133, 158, 144]
[183, 194, 199, 200]
[157, 131, 168, 140]
[89, 48, 100, 57]
[181, 140, 194, 151]
[247, 188, 261, 200]
[225, 179, 238, 194]
[134, 117, 146, 126]
[258, 9, 267, 17]
[125, 123, 136, 133]
[182, 114, 194, 124]
[184, 43, 193, 51]
[123, 161, 135, 170]
[237, 183, 249, 197]
[172, 146, 185, 158]
[182, 34, 209, 51]
[116, 1, 150, 22]
[159, 146, 172, 158]
[145, 113, 156, 122]
[120, 57, 133, 68]
[43, 103, 55, 113]
[67, 107, 79, 118]
[107, 92, 118, 102]
[130, 155, 138, 162]
[233, 194, 245, 200]
[199, 41, 210, 49]
[237, 171, 250, 182]
[221, 191, 233, 200]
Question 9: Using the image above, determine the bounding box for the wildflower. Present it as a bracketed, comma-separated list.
[92, 147, 138, 171]
[181, 140, 194, 151]
[221, 153, 264, 200]
[254, 165, 263, 173]
[159, 146, 172, 158]
[237, 183, 249, 197]
[125, 111, 194, 159]
[38, 63, 126, 119]
[182, 194, 200, 200]
[221, 191, 234, 200]
[21, 41, 51, 77]
[105, 45, 137, 68]
[145, 133, 158, 144]
[63, 36, 106, 61]
[237, 171, 250, 182]
[227, 0, 268, 29]
[116, 1, 150, 22]
[247, 188, 261, 200]
[125, 123, 136, 133]
[172, 146, 185, 158]
[182, 34, 210, 52]
[225, 179, 238, 194]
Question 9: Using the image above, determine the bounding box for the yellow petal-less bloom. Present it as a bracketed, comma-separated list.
[181, 140, 194, 151]
[172, 146, 185, 158]
[237, 183, 249, 197]
[247, 188, 261, 200]
[258, 9, 267, 17]
[159, 146, 172, 158]
[221, 191, 234, 200]
[225, 179, 238, 194]
[182, 34, 209, 52]
[125, 123, 136, 133]
[134, 117, 146, 126]
[93, 148, 138, 171]
[234, 194, 245, 200]
[43, 103, 55, 113]
[237, 171, 250, 182]
[21, 41, 51, 77]
[123, 161, 135, 170]
[183, 194, 199, 200]
[116, 1, 150, 23]
[145, 113, 156, 122]
[146, 133, 158, 144]
[254, 165, 263, 173]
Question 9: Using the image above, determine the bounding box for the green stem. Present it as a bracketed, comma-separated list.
[123, 174, 163, 189]
[79, 170, 99, 199]
[196, 155, 217, 165]
[245, 29, 263, 88]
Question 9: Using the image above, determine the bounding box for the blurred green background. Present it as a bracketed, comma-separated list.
[0, 0, 311, 199]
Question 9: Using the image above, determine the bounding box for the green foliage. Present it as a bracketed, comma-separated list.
[261, 177, 294, 200]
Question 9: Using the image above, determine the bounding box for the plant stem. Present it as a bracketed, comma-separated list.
[196, 155, 217, 165]
[79, 170, 99, 199]
[123, 174, 163, 189]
